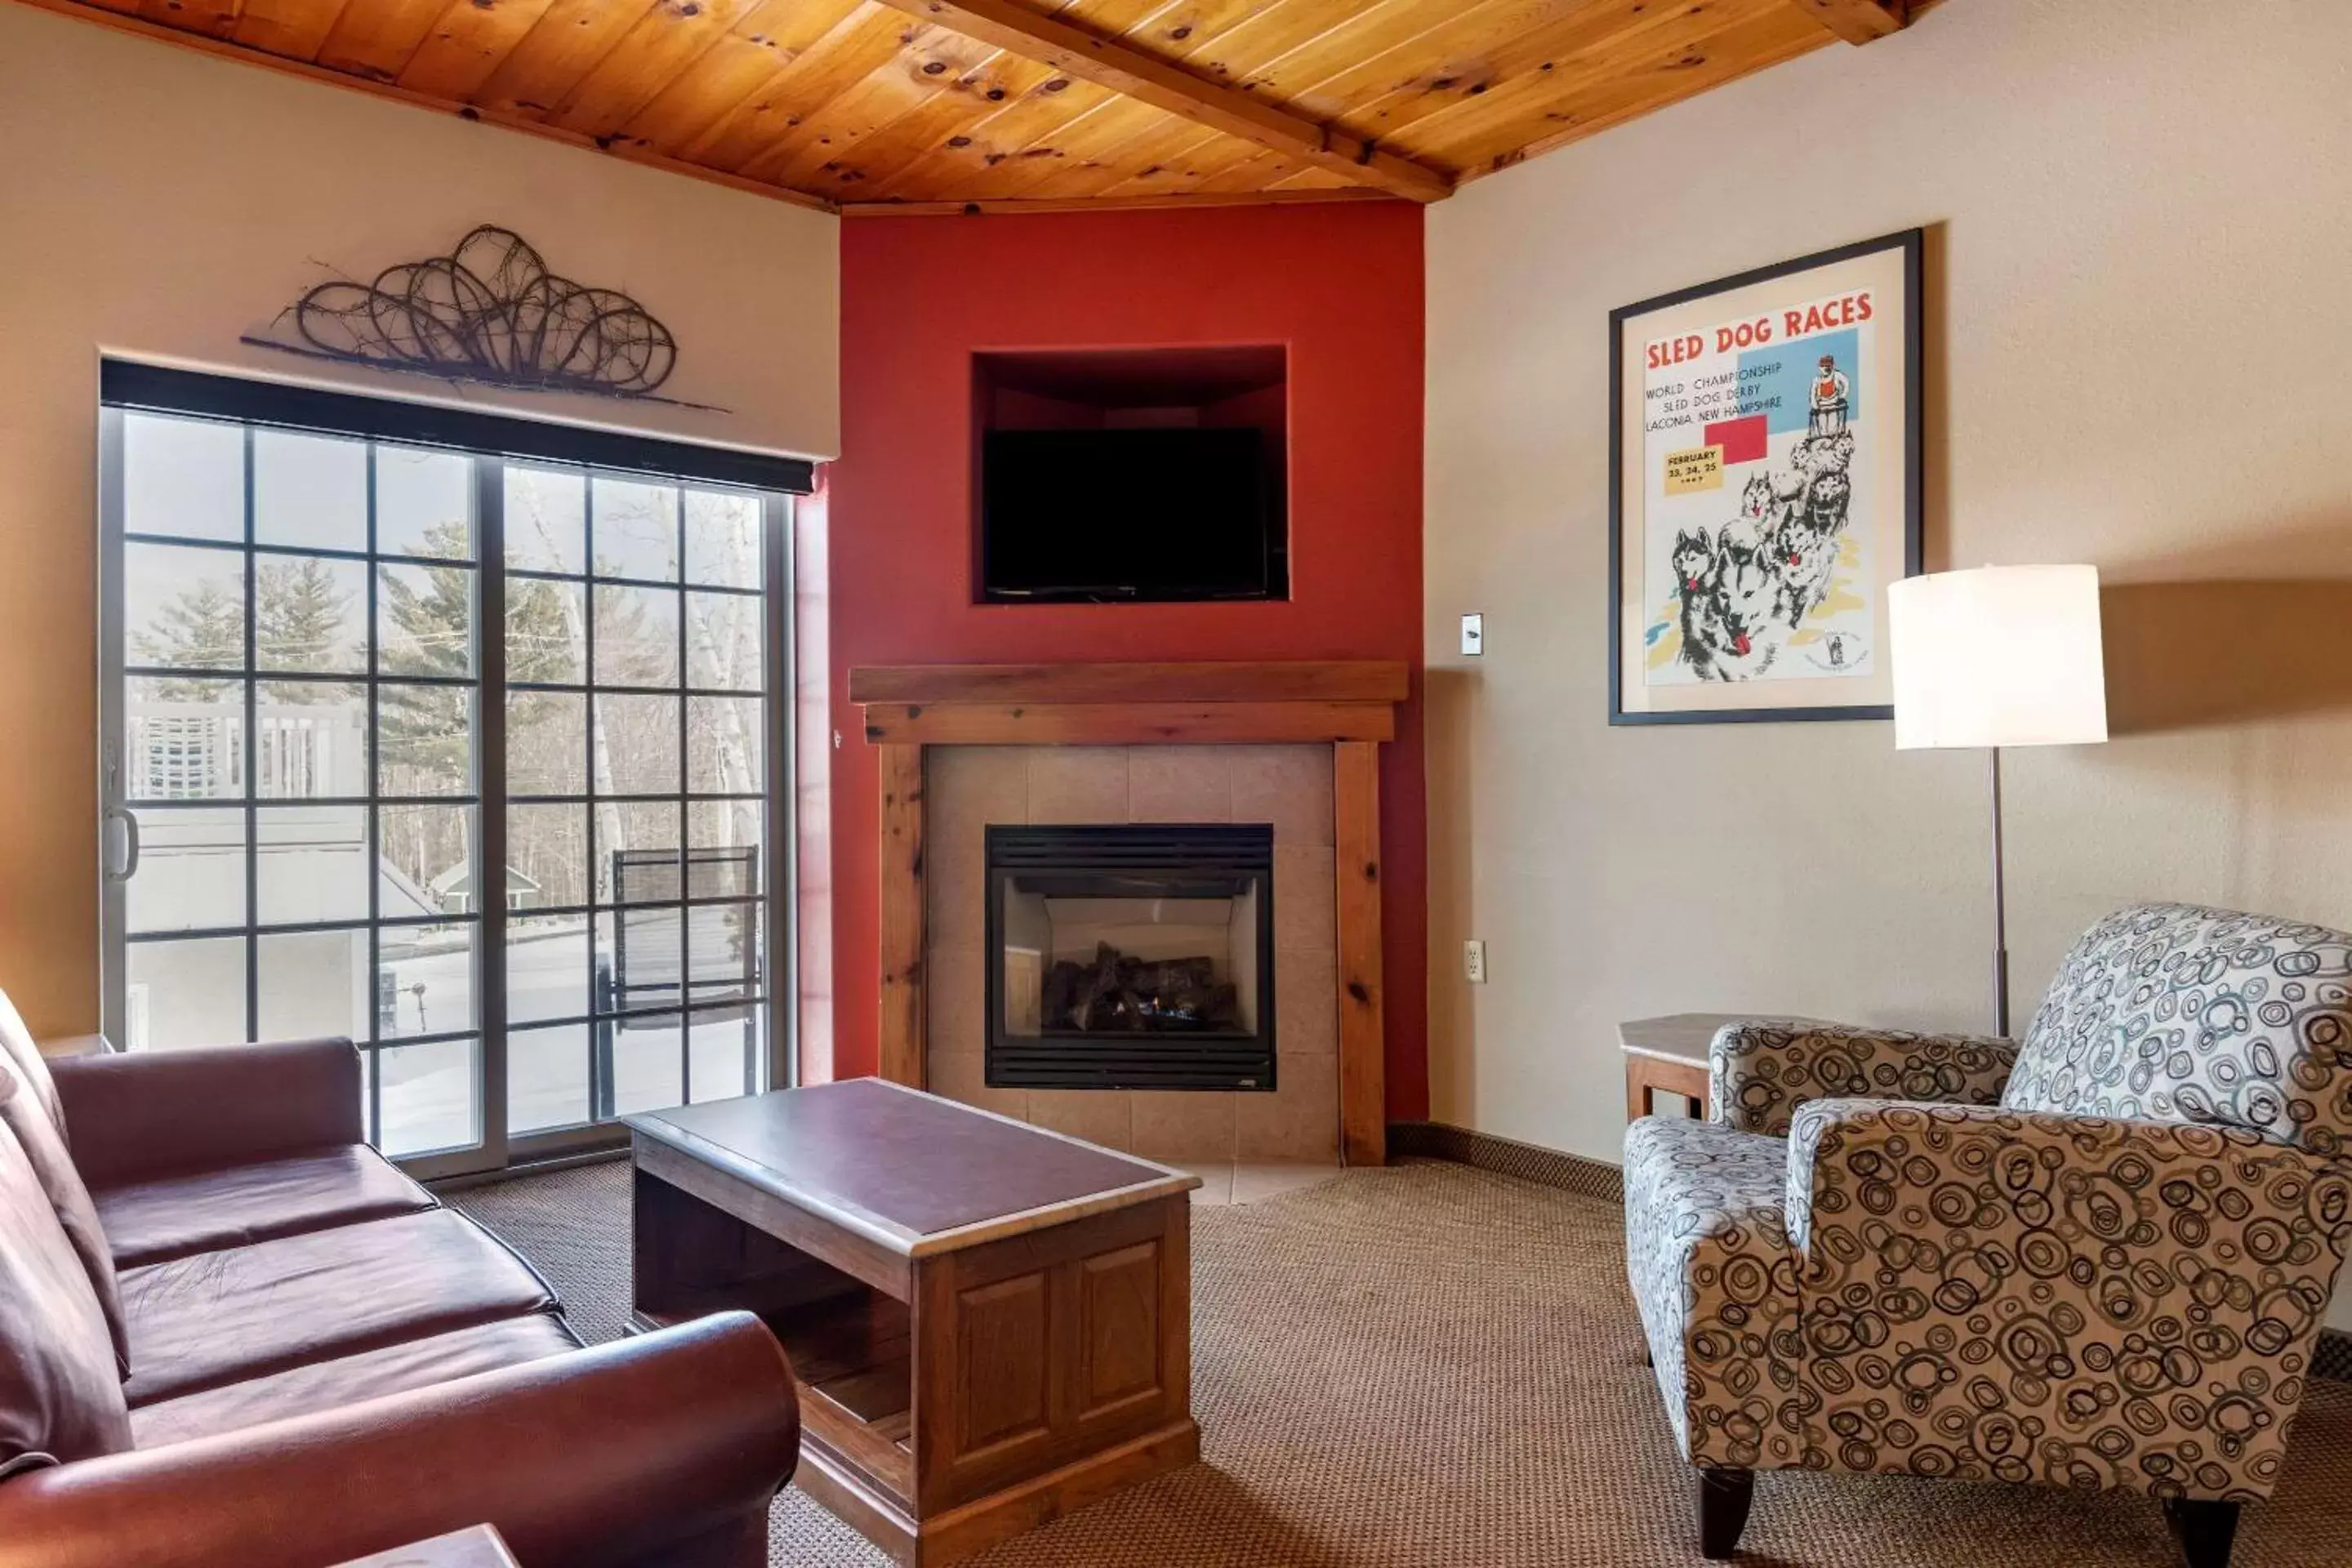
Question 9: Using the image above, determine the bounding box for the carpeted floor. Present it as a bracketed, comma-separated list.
[451, 1158, 2352, 1567]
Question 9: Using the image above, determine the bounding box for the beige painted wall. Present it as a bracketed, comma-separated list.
[0, 5, 837, 1038]
[1423, 0, 2352, 1179]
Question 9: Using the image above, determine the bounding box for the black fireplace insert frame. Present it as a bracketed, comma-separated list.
[983, 823, 1276, 1092]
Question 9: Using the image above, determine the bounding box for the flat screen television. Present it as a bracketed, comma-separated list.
[979, 427, 1283, 603]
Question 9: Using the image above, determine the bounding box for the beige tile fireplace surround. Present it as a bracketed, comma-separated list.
[926, 744, 1339, 1162]
[849, 662, 1405, 1165]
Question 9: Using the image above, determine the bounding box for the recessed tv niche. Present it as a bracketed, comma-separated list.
[974, 346, 1288, 604]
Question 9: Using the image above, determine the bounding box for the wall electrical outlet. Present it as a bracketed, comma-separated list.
[1463, 938, 1487, 984]
[1460, 612, 1484, 656]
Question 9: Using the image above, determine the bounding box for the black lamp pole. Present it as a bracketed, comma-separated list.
[1989, 746, 2011, 1037]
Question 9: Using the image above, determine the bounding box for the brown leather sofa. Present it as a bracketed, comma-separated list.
[0, 1000, 800, 1568]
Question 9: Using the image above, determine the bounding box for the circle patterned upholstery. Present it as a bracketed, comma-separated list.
[2003, 904, 2352, 1158]
[1626, 902, 2352, 1505]
[1788, 1098, 2352, 1499]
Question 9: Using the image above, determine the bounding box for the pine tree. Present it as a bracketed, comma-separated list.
[505, 576, 580, 686]
[256, 556, 355, 690]
[376, 520, 474, 797]
[133, 577, 243, 697]
[380, 520, 475, 679]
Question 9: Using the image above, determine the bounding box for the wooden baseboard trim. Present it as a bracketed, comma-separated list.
[839, 189, 1406, 217]
[1386, 1120, 1624, 1203]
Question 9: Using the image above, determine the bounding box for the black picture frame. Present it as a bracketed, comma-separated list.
[1607, 228, 1923, 726]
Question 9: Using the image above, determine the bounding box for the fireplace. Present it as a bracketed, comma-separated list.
[854, 660, 1402, 1164]
[985, 824, 1276, 1092]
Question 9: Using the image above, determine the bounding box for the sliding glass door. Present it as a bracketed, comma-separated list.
[498, 465, 775, 1139]
[98, 376, 794, 1177]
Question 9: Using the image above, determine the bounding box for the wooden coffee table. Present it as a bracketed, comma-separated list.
[627, 1079, 1202, 1567]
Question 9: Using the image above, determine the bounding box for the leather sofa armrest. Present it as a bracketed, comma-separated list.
[1708, 1022, 2016, 1138]
[50, 1037, 362, 1185]
[0, 1312, 799, 1568]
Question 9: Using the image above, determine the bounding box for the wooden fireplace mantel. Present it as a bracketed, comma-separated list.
[850, 661, 1405, 746]
[849, 662, 1406, 1166]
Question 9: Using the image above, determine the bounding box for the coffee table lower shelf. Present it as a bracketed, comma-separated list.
[635, 1285, 922, 1506]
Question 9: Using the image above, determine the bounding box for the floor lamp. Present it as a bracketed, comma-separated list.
[1887, 565, 2109, 1036]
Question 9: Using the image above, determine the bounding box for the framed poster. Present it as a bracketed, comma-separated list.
[1609, 229, 1922, 724]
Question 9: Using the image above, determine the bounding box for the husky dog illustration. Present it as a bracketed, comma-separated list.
[1706, 513, 1782, 676]
[1666, 425, 1858, 679]
[1735, 470, 1809, 545]
[1788, 427, 1855, 478]
[1671, 528, 1713, 595]
[1806, 468, 1851, 531]
[1673, 528, 1725, 679]
[1677, 570, 1730, 679]
[1771, 506, 1842, 626]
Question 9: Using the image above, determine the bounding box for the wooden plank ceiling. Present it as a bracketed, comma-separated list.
[23, 0, 1924, 211]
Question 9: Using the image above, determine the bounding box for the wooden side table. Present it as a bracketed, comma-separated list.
[35, 1032, 115, 1059]
[1620, 1013, 1825, 1124]
[332, 1525, 518, 1567]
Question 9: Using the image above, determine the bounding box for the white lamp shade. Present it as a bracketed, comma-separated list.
[1889, 565, 2109, 750]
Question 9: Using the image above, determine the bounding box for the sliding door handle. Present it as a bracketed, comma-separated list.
[103, 807, 140, 883]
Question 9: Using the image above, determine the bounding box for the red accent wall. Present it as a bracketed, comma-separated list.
[829, 202, 1428, 1121]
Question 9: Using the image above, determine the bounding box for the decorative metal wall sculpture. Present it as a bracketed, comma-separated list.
[246, 226, 716, 408]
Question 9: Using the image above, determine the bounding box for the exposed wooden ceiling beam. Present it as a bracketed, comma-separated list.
[1788, 0, 1911, 45]
[841, 187, 1402, 217]
[860, 0, 1456, 204]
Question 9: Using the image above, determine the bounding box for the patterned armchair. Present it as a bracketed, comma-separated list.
[1624, 904, 2352, 1566]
